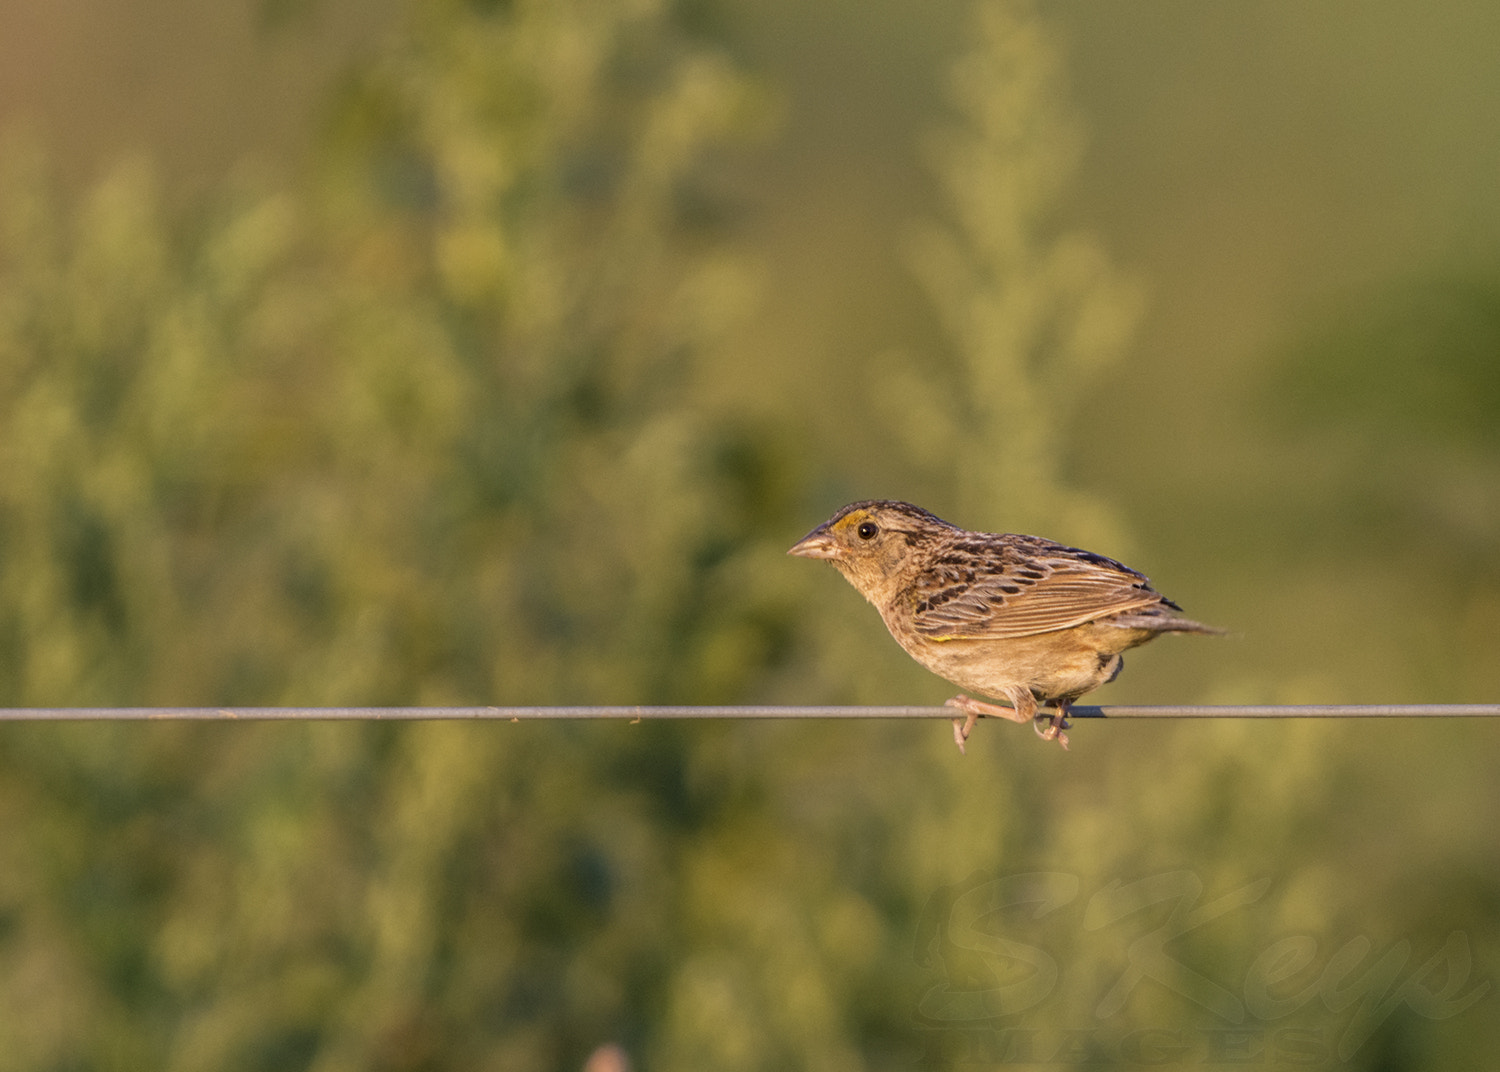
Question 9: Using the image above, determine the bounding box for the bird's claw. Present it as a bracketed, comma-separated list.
[945, 696, 976, 757]
[951, 711, 976, 755]
[1033, 710, 1071, 750]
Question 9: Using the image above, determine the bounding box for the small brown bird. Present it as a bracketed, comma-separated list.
[788, 500, 1220, 752]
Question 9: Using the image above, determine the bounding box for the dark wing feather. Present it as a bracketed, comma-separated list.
[910, 535, 1167, 640]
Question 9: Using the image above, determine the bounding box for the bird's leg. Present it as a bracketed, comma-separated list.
[945, 691, 1036, 755]
[1033, 699, 1072, 750]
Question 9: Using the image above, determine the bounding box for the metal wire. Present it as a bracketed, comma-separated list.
[0, 704, 1496, 721]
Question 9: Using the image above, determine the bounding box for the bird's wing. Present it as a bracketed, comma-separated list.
[910, 536, 1167, 640]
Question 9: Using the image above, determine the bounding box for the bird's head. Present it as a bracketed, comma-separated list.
[787, 499, 956, 605]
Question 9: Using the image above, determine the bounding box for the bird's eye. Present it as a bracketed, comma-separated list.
[857, 521, 878, 540]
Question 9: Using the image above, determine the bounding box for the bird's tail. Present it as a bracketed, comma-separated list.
[1111, 612, 1226, 636]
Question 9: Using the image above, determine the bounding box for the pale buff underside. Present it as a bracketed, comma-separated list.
[881, 613, 1159, 707]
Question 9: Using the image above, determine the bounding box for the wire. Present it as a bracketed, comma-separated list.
[0, 705, 1496, 721]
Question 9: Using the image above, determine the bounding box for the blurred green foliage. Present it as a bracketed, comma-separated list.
[0, 0, 1496, 1070]
[908, 0, 1142, 543]
[1269, 278, 1500, 557]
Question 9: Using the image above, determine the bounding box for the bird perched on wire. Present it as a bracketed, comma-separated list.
[788, 500, 1220, 752]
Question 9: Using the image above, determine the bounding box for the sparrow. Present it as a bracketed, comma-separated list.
[789, 500, 1220, 751]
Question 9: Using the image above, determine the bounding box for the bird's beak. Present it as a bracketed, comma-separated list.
[787, 530, 840, 560]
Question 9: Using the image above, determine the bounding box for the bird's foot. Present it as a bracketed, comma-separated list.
[945, 694, 1036, 755]
[1032, 702, 1072, 750]
[951, 711, 976, 755]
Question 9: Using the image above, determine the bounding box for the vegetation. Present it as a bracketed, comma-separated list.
[0, 0, 1495, 1068]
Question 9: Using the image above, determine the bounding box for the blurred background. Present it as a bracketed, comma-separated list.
[0, 0, 1497, 1068]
